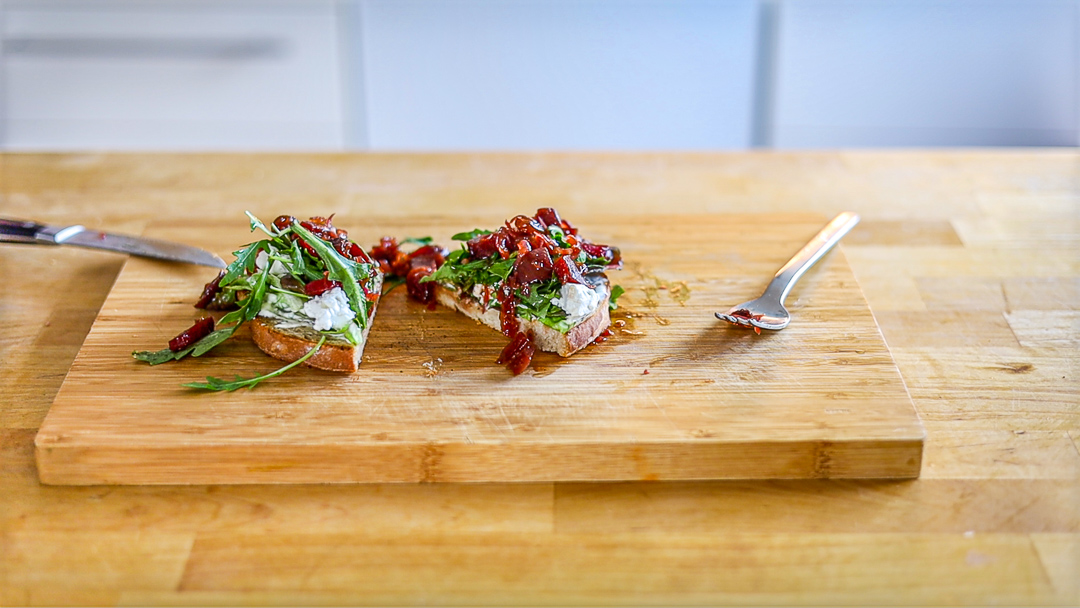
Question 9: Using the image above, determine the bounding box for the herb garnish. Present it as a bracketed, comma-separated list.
[133, 212, 379, 390]
[609, 285, 625, 310]
[183, 336, 327, 391]
[451, 229, 491, 241]
[423, 248, 517, 294]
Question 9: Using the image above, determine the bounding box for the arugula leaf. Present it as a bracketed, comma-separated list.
[514, 279, 573, 333]
[581, 256, 611, 274]
[451, 228, 491, 241]
[487, 256, 515, 282]
[133, 325, 237, 365]
[291, 222, 375, 330]
[342, 321, 362, 346]
[246, 210, 277, 237]
[244, 267, 271, 322]
[190, 327, 237, 356]
[184, 336, 327, 392]
[609, 284, 625, 310]
[401, 236, 434, 246]
[381, 275, 406, 294]
[133, 347, 190, 365]
[222, 239, 270, 285]
[286, 239, 325, 282]
[423, 248, 517, 294]
[547, 225, 569, 247]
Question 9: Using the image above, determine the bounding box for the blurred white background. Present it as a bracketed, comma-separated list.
[1, 0, 1076, 151]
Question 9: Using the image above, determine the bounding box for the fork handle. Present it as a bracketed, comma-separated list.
[763, 212, 860, 304]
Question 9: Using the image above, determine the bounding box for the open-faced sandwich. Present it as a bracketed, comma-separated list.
[134, 212, 382, 390]
[406, 208, 622, 374]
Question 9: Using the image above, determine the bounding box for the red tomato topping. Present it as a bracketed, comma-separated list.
[496, 330, 536, 375]
[272, 215, 297, 232]
[305, 278, 343, 296]
[169, 317, 215, 352]
[194, 270, 226, 309]
[406, 266, 435, 304]
[553, 255, 587, 285]
[511, 247, 554, 285]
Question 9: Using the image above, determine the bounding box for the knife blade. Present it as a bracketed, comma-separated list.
[0, 218, 226, 268]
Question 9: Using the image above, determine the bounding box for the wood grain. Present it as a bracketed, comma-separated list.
[35, 215, 923, 484]
[3, 151, 1077, 606]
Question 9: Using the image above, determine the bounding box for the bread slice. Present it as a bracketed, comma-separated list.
[251, 315, 374, 373]
[434, 284, 609, 357]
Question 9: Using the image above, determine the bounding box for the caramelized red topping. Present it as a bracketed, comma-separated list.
[194, 271, 226, 309]
[496, 330, 536, 376]
[511, 247, 554, 285]
[730, 308, 764, 321]
[373, 208, 615, 375]
[305, 277, 343, 297]
[553, 255, 587, 285]
[729, 308, 764, 335]
[369, 237, 449, 306]
[169, 317, 215, 352]
[465, 208, 620, 285]
[272, 214, 374, 267]
[498, 284, 518, 336]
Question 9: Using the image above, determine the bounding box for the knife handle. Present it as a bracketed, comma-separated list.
[0, 218, 47, 244]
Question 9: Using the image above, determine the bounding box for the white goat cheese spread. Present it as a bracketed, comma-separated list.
[255, 249, 289, 277]
[259, 286, 355, 332]
[470, 283, 494, 308]
[302, 287, 356, 331]
[552, 283, 606, 325]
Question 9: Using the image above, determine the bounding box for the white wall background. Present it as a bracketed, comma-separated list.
[359, 0, 757, 150]
[771, 0, 1079, 148]
[1, 0, 1077, 150]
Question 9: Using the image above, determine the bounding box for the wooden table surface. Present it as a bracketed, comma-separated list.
[1, 151, 1076, 606]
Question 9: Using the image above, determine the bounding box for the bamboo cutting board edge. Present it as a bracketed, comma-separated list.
[36, 437, 925, 485]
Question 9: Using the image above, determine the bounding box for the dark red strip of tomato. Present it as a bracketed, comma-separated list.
[305, 278, 343, 296]
[496, 331, 536, 375]
[194, 271, 226, 309]
[169, 317, 215, 352]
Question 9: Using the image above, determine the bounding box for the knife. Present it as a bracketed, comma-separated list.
[0, 218, 226, 268]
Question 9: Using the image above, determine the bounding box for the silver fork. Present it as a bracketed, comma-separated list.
[715, 212, 860, 332]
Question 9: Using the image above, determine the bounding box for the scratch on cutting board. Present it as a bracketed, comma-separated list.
[645, 390, 677, 431]
[496, 405, 515, 435]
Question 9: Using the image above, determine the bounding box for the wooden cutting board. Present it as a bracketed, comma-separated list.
[35, 214, 924, 484]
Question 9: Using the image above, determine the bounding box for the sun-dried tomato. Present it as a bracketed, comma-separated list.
[408, 245, 447, 268]
[497, 284, 518, 336]
[580, 241, 622, 268]
[511, 247, 554, 285]
[406, 266, 435, 304]
[496, 330, 535, 375]
[300, 218, 339, 242]
[194, 271, 226, 309]
[553, 255, 587, 285]
[370, 236, 400, 262]
[169, 317, 215, 352]
[467, 231, 509, 260]
[534, 207, 562, 229]
[272, 215, 297, 232]
[504, 214, 546, 240]
[305, 278, 343, 296]
[331, 236, 354, 260]
[349, 242, 372, 264]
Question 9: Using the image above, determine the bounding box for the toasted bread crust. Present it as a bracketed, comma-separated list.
[434, 284, 609, 357]
[251, 317, 372, 373]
